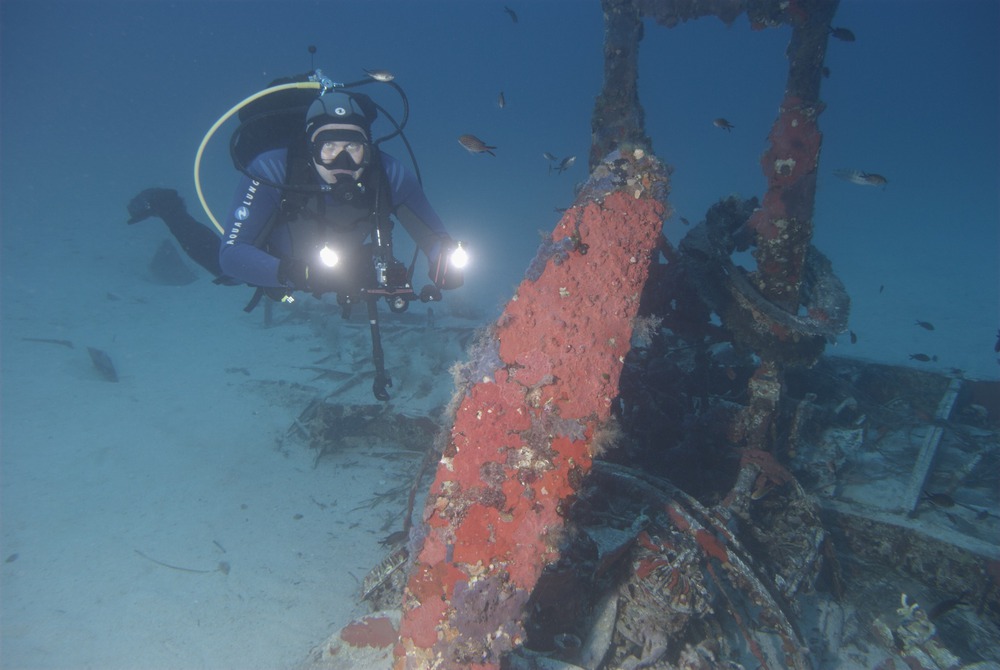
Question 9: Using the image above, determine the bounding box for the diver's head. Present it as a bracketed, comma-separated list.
[306, 91, 377, 184]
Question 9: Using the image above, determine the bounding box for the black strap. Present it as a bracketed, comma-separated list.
[243, 287, 267, 313]
[367, 297, 391, 401]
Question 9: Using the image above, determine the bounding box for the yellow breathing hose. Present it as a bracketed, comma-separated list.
[193, 80, 322, 235]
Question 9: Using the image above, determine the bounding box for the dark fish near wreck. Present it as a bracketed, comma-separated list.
[87, 347, 119, 382]
[713, 117, 735, 131]
[909, 353, 937, 362]
[830, 26, 856, 42]
[458, 134, 497, 156]
[849, 330, 858, 344]
[915, 319, 935, 331]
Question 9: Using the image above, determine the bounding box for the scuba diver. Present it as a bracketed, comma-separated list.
[126, 71, 466, 399]
[220, 88, 462, 303]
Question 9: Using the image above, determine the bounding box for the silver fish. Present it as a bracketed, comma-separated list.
[364, 69, 395, 82]
[458, 134, 497, 156]
[542, 152, 558, 162]
[713, 117, 735, 131]
[497, 91, 506, 109]
[834, 169, 888, 187]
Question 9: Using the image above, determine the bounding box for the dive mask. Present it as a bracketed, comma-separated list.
[311, 127, 370, 170]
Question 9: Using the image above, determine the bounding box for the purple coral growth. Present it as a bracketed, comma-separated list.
[449, 575, 530, 664]
[524, 235, 576, 282]
[454, 328, 503, 391]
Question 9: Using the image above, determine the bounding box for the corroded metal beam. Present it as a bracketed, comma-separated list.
[395, 149, 670, 670]
[747, 0, 839, 313]
[590, 0, 652, 169]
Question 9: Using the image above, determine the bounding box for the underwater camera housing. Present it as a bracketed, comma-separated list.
[365, 251, 414, 313]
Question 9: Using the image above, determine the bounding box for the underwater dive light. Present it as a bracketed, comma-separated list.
[449, 242, 469, 269]
[319, 245, 339, 268]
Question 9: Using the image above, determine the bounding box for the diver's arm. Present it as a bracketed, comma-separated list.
[380, 153, 461, 288]
[218, 150, 288, 287]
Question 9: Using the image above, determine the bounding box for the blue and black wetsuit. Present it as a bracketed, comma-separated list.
[220, 147, 455, 294]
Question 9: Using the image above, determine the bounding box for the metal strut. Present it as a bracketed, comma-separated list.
[366, 297, 392, 401]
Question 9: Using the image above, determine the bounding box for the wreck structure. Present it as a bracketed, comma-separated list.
[391, 1, 845, 666]
[310, 1, 1000, 669]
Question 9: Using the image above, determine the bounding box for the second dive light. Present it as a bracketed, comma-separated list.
[319, 245, 339, 268]
[449, 241, 469, 270]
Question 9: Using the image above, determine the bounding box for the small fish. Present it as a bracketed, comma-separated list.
[363, 68, 395, 82]
[821, 66, 831, 78]
[909, 353, 937, 362]
[849, 330, 858, 344]
[458, 134, 497, 156]
[879, 284, 885, 293]
[87, 346, 119, 382]
[834, 169, 888, 187]
[830, 26, 856, 42]
[497, 91, 506, 109]
[713, 117, 735, 131]
[995, 329, 1000, 353]
[679, 216, 690, 226]
[542, 152, 558, 162]
[504, 5, 518, 23]
[552, 155, 576, 174]
[915, 320, 935, 331]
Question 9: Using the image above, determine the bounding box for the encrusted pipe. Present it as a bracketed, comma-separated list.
[590, 0, 652, 169]
[747, 0, 838, 314]
[394, 149, 670, 670]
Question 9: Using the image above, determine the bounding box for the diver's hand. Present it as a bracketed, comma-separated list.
[428, 238, 465, 290]
[278, 258, 340, 295]
[277, 258, 309, 290]
[436, 270, 464, 291]
[419, 285, 442, 303]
